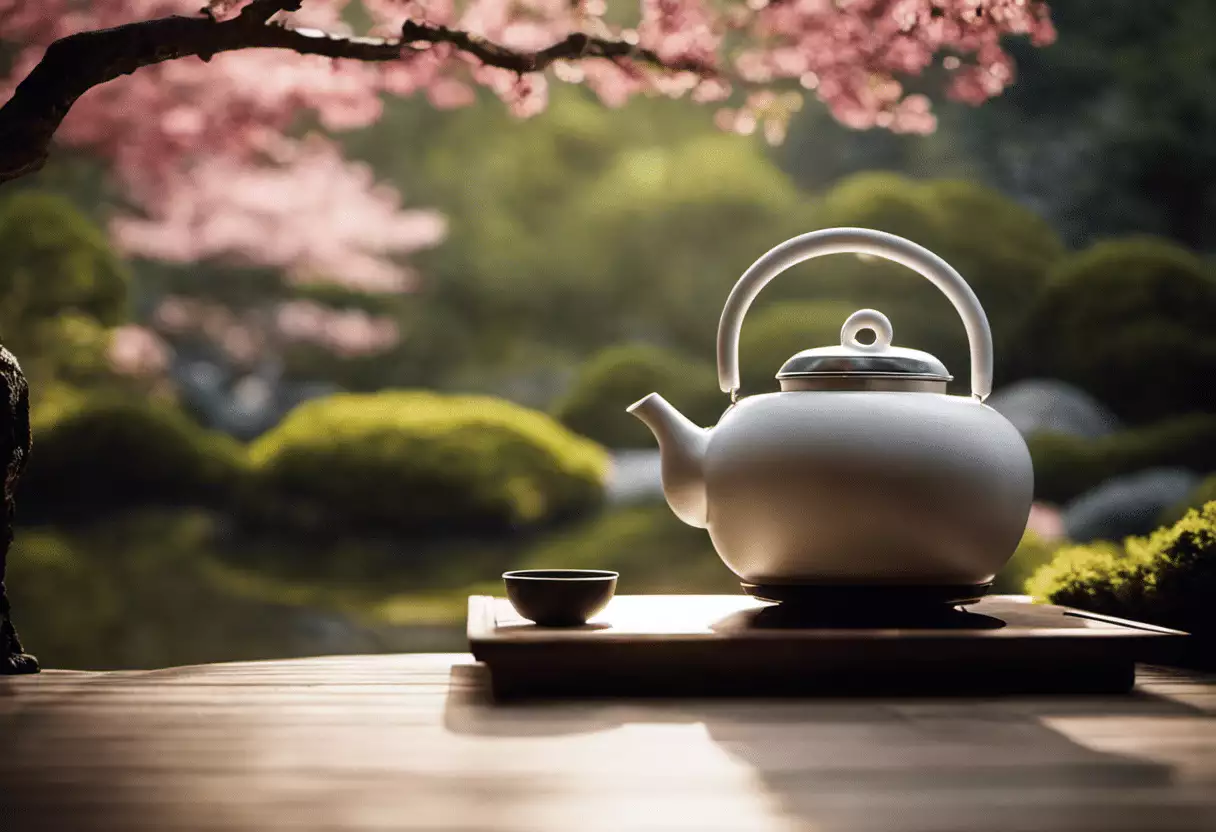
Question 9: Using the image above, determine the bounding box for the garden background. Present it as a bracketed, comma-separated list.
[4, 0, 1215, 668]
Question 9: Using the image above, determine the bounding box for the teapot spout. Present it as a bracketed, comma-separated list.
[626, 393, 710, 528]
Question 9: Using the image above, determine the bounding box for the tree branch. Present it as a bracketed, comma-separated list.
[0, 2, 712, 184]
[398, 20, 708, 76]
[236, 1, 303, 26]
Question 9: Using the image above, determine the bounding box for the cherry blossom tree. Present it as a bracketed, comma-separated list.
[1, 0, 1054, 288]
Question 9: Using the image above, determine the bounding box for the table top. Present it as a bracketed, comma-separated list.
[3, 653, 1216, 831]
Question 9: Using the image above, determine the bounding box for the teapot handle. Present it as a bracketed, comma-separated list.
[716, 227, 994, 401]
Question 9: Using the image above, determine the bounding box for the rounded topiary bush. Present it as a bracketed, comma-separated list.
[18, 397, 249, 522]
[1029, 414, 1216, 504]
[1027, 502, 1216, 637]
[0, 191, 131, 391]
[1010, 237, 1216, 424]
[0, 191, 128, 327]
[250, 392, 608, 537]
[553, 344, 723, 448]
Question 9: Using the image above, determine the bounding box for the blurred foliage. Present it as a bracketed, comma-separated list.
[991, 530, 1065, 595]
[1010, 237, 1216, 424]
[769, 173, 1064, 391]
[5, 511, 466, 669]
[1027, 502, 1216, 637]
[552, 344, 722, 448]
[1029, 415, 1216, 504]
[0, 191, 126, 323]
[780, 0, 1216, 251]
[351, 84, 1065, 400]
[519, 504, 737, 594]
[545, 133, 811, 354]
[247, 391, 608, 537]
[5, 513, 276, 669]
[0, 190, 130, 391]
[1159, 475, 1216, 528]
[18, 396, 249, 523]
[342, 89, 815, 391]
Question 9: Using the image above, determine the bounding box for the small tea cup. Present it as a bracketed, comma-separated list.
[503, 569, 618, 627]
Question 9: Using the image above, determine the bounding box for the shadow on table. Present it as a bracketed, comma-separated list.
[443, 663, 1216, 831]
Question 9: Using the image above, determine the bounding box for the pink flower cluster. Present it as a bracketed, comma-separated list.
[112, 135, 446, 292]
[154, 294, 402, 361]
[733, 0, 1055, 135]
[276, 299, 401, 357]
[1, 0, 1054, 284]
[108, 324, 174, 376]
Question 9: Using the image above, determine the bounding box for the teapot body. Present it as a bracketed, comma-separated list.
[703, 390, 1033, 587]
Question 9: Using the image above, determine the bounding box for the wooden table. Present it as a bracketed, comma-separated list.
[3, 654, 1216, 831]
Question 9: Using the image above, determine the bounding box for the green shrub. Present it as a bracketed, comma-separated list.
[0, 191, 130, 391]
[992, 530, 1066, 594]
[0, 191, 128, 326]
[5, 511, 342, 669]
[1159, 474, 1216, 527]
[810, 175, 1063, 311]
[1029, 414, 1216, 504]
[1010, 237, 1216, 423]
[18, 397, 249, 522]
[1027, 502, 1216, 636]
[553, 344, 724, 448]
[250, 391, 608, 536]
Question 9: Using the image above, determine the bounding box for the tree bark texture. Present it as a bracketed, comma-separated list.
[0, 345, 37, 674]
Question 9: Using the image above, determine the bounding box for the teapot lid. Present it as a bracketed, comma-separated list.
[775, 309, 952, 391]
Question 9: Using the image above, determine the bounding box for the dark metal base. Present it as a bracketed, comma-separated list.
[740, 581, 993, 609]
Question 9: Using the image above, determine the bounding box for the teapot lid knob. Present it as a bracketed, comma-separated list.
[774, 307, 953, 390]
[839, 309, 894, 352]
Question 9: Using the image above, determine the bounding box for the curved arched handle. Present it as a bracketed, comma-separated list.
[716, 227, 994, 401]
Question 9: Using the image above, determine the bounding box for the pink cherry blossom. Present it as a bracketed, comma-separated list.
[1, 0, 1054, 300]
[1026, 502, 1066, 542]
[112, 134, 447, 293]
[108, 324, 174, 376]
[277, 300, 400, 357]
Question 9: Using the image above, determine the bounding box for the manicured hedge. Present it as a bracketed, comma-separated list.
[1027, 502, 1216, 637]
[553, 344, 724, 448]
[18, 397, 249, 522]
[1010, 237, 1216, 424]
[250, 391, 608, 536]
[1029, 414, 1216, 504]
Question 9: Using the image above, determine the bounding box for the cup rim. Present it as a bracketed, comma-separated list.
[503, 569, 619, 581]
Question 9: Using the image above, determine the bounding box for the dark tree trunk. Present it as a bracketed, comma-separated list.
[1, 344, 37, 674]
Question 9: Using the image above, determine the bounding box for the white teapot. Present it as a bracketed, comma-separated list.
[627, 228, 1033, 604]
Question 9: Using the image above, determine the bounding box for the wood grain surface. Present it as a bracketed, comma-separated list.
[3, 652, 1216, 831]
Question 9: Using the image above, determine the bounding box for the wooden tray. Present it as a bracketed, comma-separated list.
[467, 594, 1189, 699]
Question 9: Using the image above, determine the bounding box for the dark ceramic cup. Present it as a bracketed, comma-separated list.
[503, 569, 618, 627]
